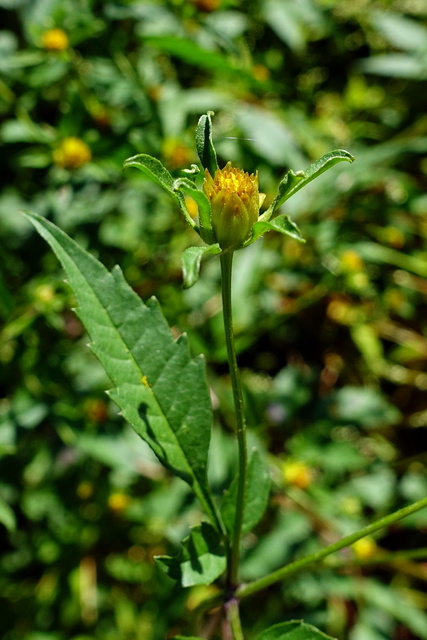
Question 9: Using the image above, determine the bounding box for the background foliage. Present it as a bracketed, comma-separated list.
[1, 1, 427, 639]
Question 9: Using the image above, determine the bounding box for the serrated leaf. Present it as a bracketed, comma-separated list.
[22, 211, 221, 531]
[221, 448, 271, 535]
[173, 177, 213, 243]
[265, 149, 355, 219]
[123, 153, 196, 229]
[255, 620, 336, 640]
[195, 112, 218, 177]
[247, 215, 305, 246]
[156, 522, 226, 587]
[181, 244, 221, 288]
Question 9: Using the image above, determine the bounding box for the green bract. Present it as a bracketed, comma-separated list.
[123, 112, 354, 287]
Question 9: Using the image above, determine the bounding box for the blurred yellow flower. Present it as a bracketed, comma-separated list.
[53, 137, 91, 169]
[352, 536, 378, 559]
[163, 139, 194, 169]
[283, 460, 314, 489]
[41, 28, 69, 51]
[108, 492, 131, 512]
[340, 249, 363, 273]
[252, 64, 270, 82]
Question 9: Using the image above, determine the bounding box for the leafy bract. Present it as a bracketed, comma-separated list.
[221, 448, 271, 535]
[263, 149, 355, 220]
[181, 244, 221, 289]
[195, 112, 218, 177]
[155, 522, 226, 587]
[123, 153, 196, 229]
[22, 211, 221, 531]
[247, 215, 305, 246]
[255, 620, 335, 640]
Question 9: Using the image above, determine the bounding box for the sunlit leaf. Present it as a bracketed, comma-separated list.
[195, 112, 218, 177]
[264, 149, 355, 219]
[22, 211, 221, 531]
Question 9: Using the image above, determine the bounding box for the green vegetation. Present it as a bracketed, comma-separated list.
[1, 1, 427, 639]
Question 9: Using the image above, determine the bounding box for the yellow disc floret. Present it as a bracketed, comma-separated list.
[41, 28, 69, 51]
[203, 162, 264, 249]
[53, 137, 92, 169]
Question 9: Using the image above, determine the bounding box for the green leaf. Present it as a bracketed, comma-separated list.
[181, 244, 221, 289]
[264, 149, 355, 219]
[123, 153, 196, 229]
[145, 36, 255, 83]
[221, 448, 271, 535]
[173, 177, 213, 242]
[247, 215, 305, 246]
[195, 112, 218, 177]
[255, 620, 335, 640]
[22, 211, 221, 532]
[0, 498, 16, 532]
[155, 522, 226, 587]
[359, 53, 426, 79]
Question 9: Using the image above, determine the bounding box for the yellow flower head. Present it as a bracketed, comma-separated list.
[41, 28, 69, 52]
[53, 137, 91, 169]
[203, 162, 264, 249]
[283, 460, 314, 489]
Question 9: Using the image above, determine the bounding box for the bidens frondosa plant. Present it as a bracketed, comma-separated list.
[23, 113, 427, 640]
[123, 112, 354, 288]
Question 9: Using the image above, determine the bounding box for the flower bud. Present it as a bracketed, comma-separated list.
[203, 162, 263, 249]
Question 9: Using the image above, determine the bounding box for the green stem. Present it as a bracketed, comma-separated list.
[237, 495, 427, 599]
[325, 546, 427, 569]
[226, 597, 245, 640]
[220, 251, 248, 588]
